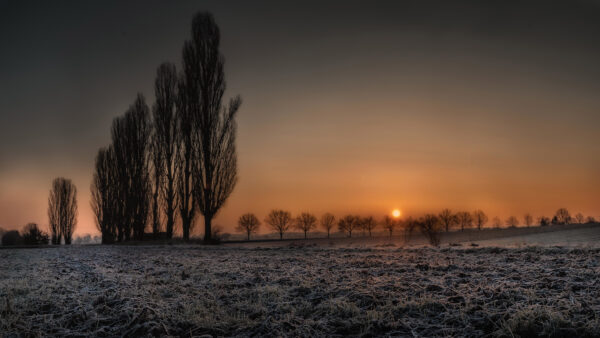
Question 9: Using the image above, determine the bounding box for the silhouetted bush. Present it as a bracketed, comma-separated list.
[538, 216, 551, 226]
[2, 230, 22, 246]
[21, 223, 49, 245]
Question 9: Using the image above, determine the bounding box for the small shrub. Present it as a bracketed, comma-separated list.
[21, 223, 49, 245]
[2, 231, 22, 246]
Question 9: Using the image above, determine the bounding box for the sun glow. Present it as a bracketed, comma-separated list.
[392, 209, 401, 218]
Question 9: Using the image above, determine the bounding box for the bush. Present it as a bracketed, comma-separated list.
[2, 231, 22, 246]
[21, 223, 49, 245]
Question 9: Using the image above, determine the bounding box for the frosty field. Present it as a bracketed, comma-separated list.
[2, 240, 600, 337]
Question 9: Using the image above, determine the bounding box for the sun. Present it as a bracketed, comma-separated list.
[392, 209, 401, 218]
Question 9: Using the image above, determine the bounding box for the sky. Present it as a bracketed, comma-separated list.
[1, 0, 599, 236]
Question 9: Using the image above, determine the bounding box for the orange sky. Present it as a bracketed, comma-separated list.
[1, 1, 599, 236]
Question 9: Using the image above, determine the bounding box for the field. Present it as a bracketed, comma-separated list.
[2, 226, 600, 337]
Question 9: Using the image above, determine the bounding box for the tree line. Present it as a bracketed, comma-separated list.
[234, 207, 597, 245]
[91, 12, 240, 244]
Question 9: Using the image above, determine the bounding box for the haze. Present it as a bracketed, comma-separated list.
[1, 0, 599, 236]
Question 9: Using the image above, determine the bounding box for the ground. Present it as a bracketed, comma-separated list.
[1, 226, 600, 337]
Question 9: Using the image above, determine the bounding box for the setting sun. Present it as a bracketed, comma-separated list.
[392, 209, 401, 218]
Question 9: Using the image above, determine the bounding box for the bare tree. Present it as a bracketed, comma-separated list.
[265, 210, 292, 240]
[236, 213, 260, 240]
[574, 212, 584, 224]
[472, 210, 488, 230]
[150, 136, 163, 238]
[361, 216, 377, 237]
[538, 216, 551, 226]
[439, 208, 456, 232]
[383, 215, 396, 237]
[506, 216, 519, 228]
[111, 94, 151, 241]
[524, 213, 533, 227]
[295, 212, 317, 239]
[492, 216, 502, 228]
[554, 208, 571, 225]
[418, 214, 442, 246]
[403, 216, 418, 243]
[175, 77, 197, 241]
[152, 62, 179, 239]
[456, 211, 472, 231]
[586, 216, 597, 224]
[48, 177, 78, 245]
[320, 213, 335, 238]
[48, 199, 61, 245]
[338, 215, 359, 238]
[180, 12, 241, 242]
[91, 147, 119, 244]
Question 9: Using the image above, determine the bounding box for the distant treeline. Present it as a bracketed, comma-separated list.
[234, 208, 597, 246]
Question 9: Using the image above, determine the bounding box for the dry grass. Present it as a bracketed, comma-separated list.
[1, 245, 600, 337]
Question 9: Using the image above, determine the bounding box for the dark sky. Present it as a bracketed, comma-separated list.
[1, 0, 599, 235]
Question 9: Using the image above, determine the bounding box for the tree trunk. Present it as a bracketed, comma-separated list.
[183, 217, 190, 241]
[247, 232, 250, 241]
[204, 216, 212, 242]
[304, 231, 307, 239]
[280, 232, 283, 240]
[166, 211, 174, 239]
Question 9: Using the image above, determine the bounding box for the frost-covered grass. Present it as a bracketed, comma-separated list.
[1, 245, 600, 337]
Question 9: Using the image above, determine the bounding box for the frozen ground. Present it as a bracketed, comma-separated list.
[2, 242, 600, 337]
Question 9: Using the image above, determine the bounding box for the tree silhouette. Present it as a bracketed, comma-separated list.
[111, 94, 151, 241]
[180, 12, 241, 242]
[383, 215, 396, 237]
[524, 213, 533, 227]
[91, 147, 118, 244]
[538, 216, 551, 226]
[506, 216, 519, 228]
[236, 213, 260, 240]
[1, 230, 22, 246]
[48, 177, 78, 245]
[21, 223, 49, 245]
[152, 62, 179, 239]
[472, 210, 488, 230]
[586, 216, 597, 224]
[266, 210, 292, 240]
[338, 215, 359, 238]
[439, 208, 456, 232]
[418, 214, 441, 246]
[175, 76, 197, 241]
[574, 212, 584, 224]
[295, 212, 317, 239]
[361, 216, 377, 237]
[456, 211, 472, 231]
[492, 216, 502, 228]
[554, 208, 571, 225]
[320, 213, 335, 238]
